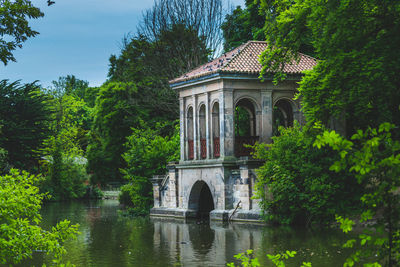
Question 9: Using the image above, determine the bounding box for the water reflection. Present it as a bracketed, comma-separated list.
[14, 200, 352, 267]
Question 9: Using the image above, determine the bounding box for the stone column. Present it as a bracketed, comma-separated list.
[205, 92, 210, 159]
[239, 164, 251, 210]
[178, 169, 183, 208]
[260, 89, 273, 143]
[152, 183, 160, 208]
[192, 95, 198, 160]
[220, 89, 234, 157]
[167, 164, 177, 208]
[179, 97, 185, 161]
[150, 176, 162, 208]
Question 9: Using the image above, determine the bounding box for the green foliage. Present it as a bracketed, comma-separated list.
[119, 121, 179, 214]
[97, 4, 212, 188]
[84, 184, 103, 199]
[50, 75, 95, 151]
[87, 82, 142, 185]
[0, 146, 7, 173]
[41, 156, 87, 201]
[41, 81, 89, 200]
[254, 123, 362, 225]
[235, 106, 251, 137]
[221, 0, 265, 51]
[52, 75, 89, 100]
[108, 24, 209, 121]
[227, 250, 260, 267]
[0, 0, 44, 65]
[315, 123, 400, 266]
[0, 169, 78, 265]
[258, 0, 400, 135]
[227, 250, 311, 267]
[266, 251, 299, 267]
[0, 80, 52, 171]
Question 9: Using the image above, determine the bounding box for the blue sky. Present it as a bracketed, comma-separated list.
[1, 0, 244, 88]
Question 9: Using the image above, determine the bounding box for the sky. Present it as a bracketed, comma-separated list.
[1, 0, 244, 88]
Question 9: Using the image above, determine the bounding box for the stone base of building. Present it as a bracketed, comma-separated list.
[150, 207, 264, 224]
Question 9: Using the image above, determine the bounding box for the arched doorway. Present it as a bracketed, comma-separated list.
[234, 98, 258, 157]
[188, 181, 215, 220]
[273, 99, 294, 136]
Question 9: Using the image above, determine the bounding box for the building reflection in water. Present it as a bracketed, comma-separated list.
[152, 217, 264, 267]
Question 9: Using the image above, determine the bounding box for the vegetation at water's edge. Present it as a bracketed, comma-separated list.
[253, 123, 363, 226]
[1, 0, 400, 266]
[0, 169, 78, 266]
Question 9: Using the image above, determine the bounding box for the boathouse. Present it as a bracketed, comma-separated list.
[150, 41, 317, 222]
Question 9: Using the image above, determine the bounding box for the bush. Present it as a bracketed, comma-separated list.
[83, 185, 104, 199]
[41, 154, 87, 201]
[254, 123, 363, 225]
[0, 169, 78, 265]
[120, 121, 179, 215]
[119, 183, 134, 207]
[0, 147, 8, 174]
[119, 182, 152, 216]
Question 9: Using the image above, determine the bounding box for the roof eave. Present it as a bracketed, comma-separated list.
[170, 71, 305, 90]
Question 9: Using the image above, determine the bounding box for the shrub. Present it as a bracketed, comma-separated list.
[254, 123, 362, 225]
[83, 185, 104, 199]
[0, 169, 78, 265]
[120, 121, 179, 215]
[41, 154, 87, 201]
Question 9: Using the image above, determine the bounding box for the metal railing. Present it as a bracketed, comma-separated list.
[213, 137, 220, 158]
[200, 139, 207, 159]
[235, 136, 259, 157]
[188, 140, 194, 160]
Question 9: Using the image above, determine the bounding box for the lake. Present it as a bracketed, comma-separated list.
[20, 199, 353, 266]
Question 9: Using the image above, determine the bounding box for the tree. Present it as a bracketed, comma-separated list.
[119, 121, 179, 214]
[51, 75, 89, 100]
[254, 124, 362, 225]
[0, 169, 78, 265]
[41, 91, 87, 200]
[315, 123, 400, 266]
[51, 75, 94, 151]
[0, 0, 44, 65]
[0, 146, 7, 173]
[87, 82, 142, 185]
[108, 25, 210, 121]
[221, 0, 265, 52]
[98, 23, 211, 187]
[0, 80, 52, 171]
[258, 0, 400, 136]
[138, 0, 224, 58]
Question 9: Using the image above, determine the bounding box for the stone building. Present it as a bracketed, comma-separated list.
[150, 41, 317, 222]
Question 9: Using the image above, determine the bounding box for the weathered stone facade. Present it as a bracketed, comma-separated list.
[150, 41, 316, 222]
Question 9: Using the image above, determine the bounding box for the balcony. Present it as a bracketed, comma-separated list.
[235, 136, 259, 157]
[200, 139, 207, 159]
[188, 140, 194, 160]
[213, 137, 220, 158]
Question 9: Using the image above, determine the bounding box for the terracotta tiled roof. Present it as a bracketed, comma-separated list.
[169, 41, 317, 84]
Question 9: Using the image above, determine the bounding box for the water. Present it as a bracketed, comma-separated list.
[20, 200, 353, 266]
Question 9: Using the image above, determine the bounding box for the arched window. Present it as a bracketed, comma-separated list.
[234, 98, 258, 157]
[187, 107, 194, 160]
[212, 102, 220, 158]
[273, 99, 294, 136]
[199, 104, 207, 159]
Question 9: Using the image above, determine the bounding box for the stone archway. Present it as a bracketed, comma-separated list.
[234, 98, 259, 157]
[188, 180, 215, 220]
[273, 98, 294, 136]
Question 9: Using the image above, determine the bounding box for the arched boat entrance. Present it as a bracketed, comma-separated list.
[188, 181, 215, 220]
